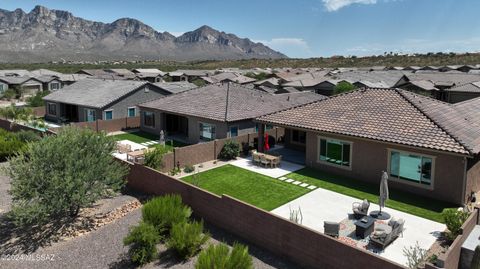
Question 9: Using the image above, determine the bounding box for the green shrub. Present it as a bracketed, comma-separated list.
[14, 130, 42, 143]
[333, 81, 356, 95]
[144, 145, 169, 170]
[142, 194, 192, 234]
[26, 91, 50, 107]
[183, 165, 195, 173]
[0, 130, 26, 161]
[195, 243, 253, 269]
[218, 140, 240, 160]
[167, 220, 210, 260]
[442, 208, 469, 241]
[123, 222, 160, 266]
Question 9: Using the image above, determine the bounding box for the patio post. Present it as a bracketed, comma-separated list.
[258, 123, 265, 152]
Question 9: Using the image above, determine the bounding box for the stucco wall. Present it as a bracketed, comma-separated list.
[304, 131, 467, 205]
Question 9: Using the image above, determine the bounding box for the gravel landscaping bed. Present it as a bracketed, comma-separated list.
[0, 162, 11, 214]
[1, 207, 300, 269]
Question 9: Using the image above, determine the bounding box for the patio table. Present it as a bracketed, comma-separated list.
[354, 216, 375, 239]
[254, 152, 280, 168]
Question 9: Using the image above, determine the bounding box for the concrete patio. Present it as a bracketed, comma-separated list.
[112, 140, 146, 161]
[230, 156, 305, 178]
[271, 187, 446, 267]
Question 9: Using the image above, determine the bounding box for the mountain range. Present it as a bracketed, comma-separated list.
[0, 5, 286, 63]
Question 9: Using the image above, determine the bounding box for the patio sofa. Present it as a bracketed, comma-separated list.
[352, 199, 370, 219]
[370, 217, 405, 248]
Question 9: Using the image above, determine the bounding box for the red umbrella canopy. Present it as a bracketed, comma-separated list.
[264, 134, 270, 151]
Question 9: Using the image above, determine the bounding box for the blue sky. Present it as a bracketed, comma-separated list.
[2, 0, 480, 58]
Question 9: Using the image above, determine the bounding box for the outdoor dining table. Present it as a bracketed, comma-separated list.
[127, 149, 149, 163]
[253, 152, 281, 168]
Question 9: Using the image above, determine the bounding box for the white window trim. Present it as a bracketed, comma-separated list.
[47, 102, 57, 116]
[291, 129, 307, 146]
[316, 136, 353, 171]
[199, 122, 216, 141]
[142, 111, 155, 129]
[127, 107, 136, 117]
[50, 82, 61, 91]
[387, 148, 435, 190]
[228, 125, 239, 138]
[104, 109, 114, 120]
[85, 108, 96, 122]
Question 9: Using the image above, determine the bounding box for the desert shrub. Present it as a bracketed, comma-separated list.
[6, 126, 129, 226]
[195, 243, 253, 269]
[167, 220, 210, 260]
[2, 88, 17, 100]
[333, 81, 356, 95]
[183, 165, 195, 173]
[144, 145, 169, 170]
[14, 130, 42, 143]
[442, 208, 469, 241]
[403, 241, 428, 269]
[0, 129, 26, 161]
[123, 222, 160, 266]
[218, 140, 240, 160]
[142, 194, 192, 234]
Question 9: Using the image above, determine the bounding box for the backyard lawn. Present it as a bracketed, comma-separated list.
[112, 131, 190, 149]
[286, 168, 456, 223]
[182, 165, 309, 211]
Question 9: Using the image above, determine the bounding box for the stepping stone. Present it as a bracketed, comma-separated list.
[300, 183, 309, 187]
[150, 141, 159, 144]
[307, 185, 317, 190]
[292, 181, 301, 185]
[285, 179, 294, 183]
[279, 177, 287, 180]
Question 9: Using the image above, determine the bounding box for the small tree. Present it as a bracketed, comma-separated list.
[123, 222, 160, 266]
[403, 241, 427, 269]
[333, 81, 356, 95]
[26, 90, 51, 107]
[442, 208, 469, 241]
[218, 140, 240, 160]
[192, 78, 206, 87]
[6, 126, 129, 226]
[144, 145, 169, 171]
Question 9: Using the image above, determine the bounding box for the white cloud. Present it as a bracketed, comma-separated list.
[322, 0, 377, 11]
[253, 38, 311, 58]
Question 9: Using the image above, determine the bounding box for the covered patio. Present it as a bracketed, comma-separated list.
[271, 187, 446, 267]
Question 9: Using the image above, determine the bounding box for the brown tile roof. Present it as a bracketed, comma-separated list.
[257, 88, 480, 155]
[140, 83, 326, 122]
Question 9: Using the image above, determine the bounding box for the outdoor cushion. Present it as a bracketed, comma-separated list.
[372, 230, 387, 239]
[388, 217, 397, 227]
[362, 199, 369, 210]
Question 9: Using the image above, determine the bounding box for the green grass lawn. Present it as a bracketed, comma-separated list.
[287, 168, 456, 223]
[112, 131, 190, 149]
[182, 165, 309, 211]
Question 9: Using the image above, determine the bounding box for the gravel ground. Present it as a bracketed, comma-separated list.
[0, 162, 11, 214]
[1, 209, 300, 269]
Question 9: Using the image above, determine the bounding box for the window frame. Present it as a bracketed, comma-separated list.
[317, 136, 353, 170]
[50, 82, 61, 91]
[85, 108, 96, 122]
[199, 122, 216, 141]
[127, 107, 136, 118]
[104, 109, 113, 121]
[229, 125, 239, 138]
[47, 102, 57, 116]
[143, 111, 155, 128]
[387, 148, 435, 190]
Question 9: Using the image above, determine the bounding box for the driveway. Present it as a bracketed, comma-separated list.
[271, 187, 446, 267]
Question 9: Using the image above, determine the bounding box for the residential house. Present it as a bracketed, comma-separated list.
[138, 83, 326, 144]
[35, 75, 63, 91]
[202, 72, 257, 85]
[0, 76, 43, 97]
[43, 79, 179, 123]
[256, 88, 480, 205]
[175, 70, 214, 82]
[167, 71, 188, 82]
[132, 68, 166, 83]
[444, 82, 480, 103]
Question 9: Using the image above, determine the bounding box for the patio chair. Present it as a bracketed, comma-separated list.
[324, 221, 340, 238]
[370, 217, 405, 248]
[260, 155, 270, 168]
[252, 152, 261, 165]
[352, 199, 370, 219]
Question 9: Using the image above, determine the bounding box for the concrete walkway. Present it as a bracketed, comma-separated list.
[230, 157, 305, 178]
[271, 188, 446, 267]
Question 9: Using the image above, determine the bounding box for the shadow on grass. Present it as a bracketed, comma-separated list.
[293, 168, 456, 214]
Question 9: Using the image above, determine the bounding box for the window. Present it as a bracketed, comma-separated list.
[266, 124, 273, 130]
[104, 110, 113, 120]
[47, 103, 57, 116]
[291, 130, 306, 144]
[143, 111, 155, 127]
[50, 82, 61, 91]
[389, 150, 433, 186]
[229, 126, 238, 137]
[318, 137, 351, 167]
[0, 84, 5, 93]
[199, 122, 216, 141]
[128, 107, 136, 117]
[85, 109, 96, 122]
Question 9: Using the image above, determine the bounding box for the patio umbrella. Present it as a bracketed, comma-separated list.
[371, 171, 391, 220]
[263, 133, 270, 151]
